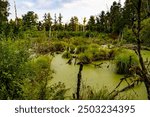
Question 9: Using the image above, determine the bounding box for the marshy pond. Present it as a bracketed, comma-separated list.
[50, 50, 150, 100]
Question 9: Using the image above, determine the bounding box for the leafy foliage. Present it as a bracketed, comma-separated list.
[0, 0, 150, 100]
[141, 18, 150, 46]
[0, 40, 29, 99]
[22, 11, 38, 30]
[0, 40, 68, 100]
[22, 55, 68, 100]
[123, 27, 136, 43]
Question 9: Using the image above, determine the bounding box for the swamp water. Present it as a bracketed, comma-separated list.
[50, 50, 150, 99]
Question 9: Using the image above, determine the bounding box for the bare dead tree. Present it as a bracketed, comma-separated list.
[111, 0, 150, 99]
[110, 76, 141, 98]
[146, 0, 150, 17]
[14, 0, 18, 25]
[131, 0, 150, 100]
[76, 63, 83, 100]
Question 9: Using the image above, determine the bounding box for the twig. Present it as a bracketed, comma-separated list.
[109, 76, 140, 98]
[124, 79, 138, 97]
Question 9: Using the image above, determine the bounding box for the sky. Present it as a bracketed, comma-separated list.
[8, 0, 125, 23]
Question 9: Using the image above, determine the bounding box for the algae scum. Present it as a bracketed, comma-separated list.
[50, 50, 150, 100]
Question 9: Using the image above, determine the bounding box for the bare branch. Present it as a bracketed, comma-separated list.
[124, 79, 138, 96]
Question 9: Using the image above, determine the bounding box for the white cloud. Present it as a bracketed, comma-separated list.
[21, 1, 35, 9]
[8, 0, 126, 23]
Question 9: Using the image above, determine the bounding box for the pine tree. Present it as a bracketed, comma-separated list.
[74, 16, 79, 32]
[22, 11, 38, 29]
[44, 13, 52, 31]
[123, 0, 136, 27]
[96, 11, 105, 32]
[53, 13, 58, 31]
[87, 16, 96, 31]
[58, 13, 63, 30]
[83, 17, 86, 32]
[109, 1, 123, 34]
[69, 16, 79, 31]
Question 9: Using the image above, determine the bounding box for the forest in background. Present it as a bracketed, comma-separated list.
[0, 0, 150, 100]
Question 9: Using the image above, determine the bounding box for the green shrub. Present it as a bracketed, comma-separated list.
[53, 41, 67, 52]
[66, 44, 75, 54]
[34, 41, 67, 54]
[115, 49, 139, 74]
[22, 55, 52, 99]
[62, 51, 72, 59]
[75, 45, 88, 54]
[46, 82, 68, 100]
[97, 33, 109, 40]
[22, 55, 68, 100]
[54, 31, 86, 39]
[78, 53, 92, 64]
[89, 43, 100, 48]
[99, 48, 109, 60]
[34, 41, 55, 54]
[123, 27, 136, 43]
[71, 38, 85, 46]
[108, 48, 118, 59]
[0, 40, 29, 99]
[84, 31, 98, 38]
[56, 31, 69, 39]
[86, 48, 101, 61]
[96, 48, 118, 61]
[0, 40, 68, 100]
[77, 46, 118, 63]
[80, 85, 133, 100]
[141, 18, 150, 46]
[80, 86, 115, 100]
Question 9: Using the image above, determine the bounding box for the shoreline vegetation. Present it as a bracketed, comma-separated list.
[0, 0, 150, 100]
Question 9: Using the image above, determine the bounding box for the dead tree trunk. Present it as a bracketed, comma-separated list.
[76, 63, 83, 100]
[132, 0, 150, 99]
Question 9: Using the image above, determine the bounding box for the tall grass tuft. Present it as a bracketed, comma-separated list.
[81, 86, 115, 100]
[115, 49, 139, 74]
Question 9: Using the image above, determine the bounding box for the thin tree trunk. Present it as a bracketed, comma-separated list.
[76, 63, 83, 100]
[134, 0, 150, 99]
